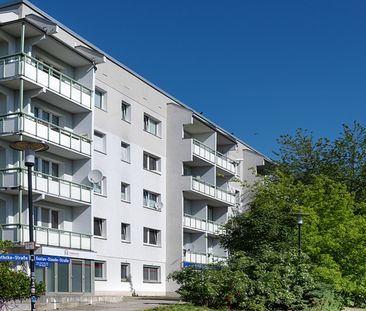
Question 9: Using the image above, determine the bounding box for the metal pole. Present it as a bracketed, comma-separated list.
[27, 163, 36, 311]
[298, 223, 302, 258]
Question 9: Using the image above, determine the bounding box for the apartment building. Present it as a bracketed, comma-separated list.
[0, 0, 269, 303]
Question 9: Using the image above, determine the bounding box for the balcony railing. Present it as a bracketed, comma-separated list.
[0, 224, 92, 251]
[0, 54, 92, 109]
[184, 251, 227, 265]
[191, 177, 236, 205]
[189, 139, 237, 175]
[0, 113, 91, 156]
[216, 151, 237, 175]
[184, 214, 223, 234]
[192, 139, 215, 163]
[0, 168, 92, 204]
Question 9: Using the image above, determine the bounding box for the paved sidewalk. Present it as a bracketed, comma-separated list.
[63, 297, 180, 311]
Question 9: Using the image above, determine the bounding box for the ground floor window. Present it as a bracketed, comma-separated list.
[94, 261, 106, 280]
[143, 265, 160, 283]
[121, 263, 130, 282]
[34, 259, 93, 293]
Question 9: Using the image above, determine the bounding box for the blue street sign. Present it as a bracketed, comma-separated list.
[0, 254, 70, 264]
[35, 261, 49, 268]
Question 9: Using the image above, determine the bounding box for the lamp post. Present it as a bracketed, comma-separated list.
[290, 212, 309, 258]
[10, 141, 49, 311]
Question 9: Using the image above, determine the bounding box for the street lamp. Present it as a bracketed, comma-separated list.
[290, 212, 309, 257]
[10, 141, 49, 311]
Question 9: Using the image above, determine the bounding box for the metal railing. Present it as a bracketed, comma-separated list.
[0, 113, 91, 156]
[0, 168, 92, 204]
[0, 223, 92, 251]
[216, 151, 237, 174]
[183, 214, 223, 234]
[184, 251, 227, 264]
[0, 54, 92, 109]
[191, 177, 236, 205]
[192, 139, 215, 163]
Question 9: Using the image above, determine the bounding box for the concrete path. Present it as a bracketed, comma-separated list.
[63, 297, 180, 311]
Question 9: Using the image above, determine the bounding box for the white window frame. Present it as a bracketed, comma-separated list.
[34, 157, 60, 179]
[121, 263, 130, 282]
[143, 265, 160, 283]
[121, 141, 131, 163]
[93, 176, 107, 196]
[94, 217, 106, 238]
[143, 152, 161, 173]
[144, 114, 161, 137]
[37, 207, 60, 230]
[143, 190, 161, 210]
[143, 227, 161, 246]
[121, 182, 130, 202]
[94, 131, 106, 154]
[94, 89, 106, 110]
[94, 261, 106, 280]
[121, 223, 131, 242]
[33, 106, 60, 127]
[121, 101, 131, 122]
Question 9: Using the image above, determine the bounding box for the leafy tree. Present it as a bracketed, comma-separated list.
[220, 172, 366, 305]
[275, 122, 366, 203]
[0, 240, 45, 310]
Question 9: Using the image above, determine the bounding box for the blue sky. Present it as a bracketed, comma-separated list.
[27, 0, 366, 157]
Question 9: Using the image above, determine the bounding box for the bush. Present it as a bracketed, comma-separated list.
[170, 249, 341, 311]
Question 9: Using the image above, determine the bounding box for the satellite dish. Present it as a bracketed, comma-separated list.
[155, 202, 164, 210]
[88, 170, 103, 184]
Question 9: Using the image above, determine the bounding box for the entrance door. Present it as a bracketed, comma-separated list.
[71, 260, 82, 292]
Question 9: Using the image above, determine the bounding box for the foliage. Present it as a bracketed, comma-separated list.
[0, 240, 45, 310]
[148, 305, 216, 311]
[275, 122, 366, 203]
[170, 249, 336, 311]
[221, 172, 366, 305]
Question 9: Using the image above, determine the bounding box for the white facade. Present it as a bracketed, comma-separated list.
[0, 0, 269, 300]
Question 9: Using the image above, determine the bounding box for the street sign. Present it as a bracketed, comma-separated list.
[24, 242, 35, 250]
[0, 254, 70, 264]
[0, 254, 29, 261]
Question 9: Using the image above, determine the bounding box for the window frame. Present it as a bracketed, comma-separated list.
[94, 130, 107, 154]
[143, 227, 161, 246]
[143, 152, 161, 173]
[94, 89, 106, 111]
[143, 190, 161, 210]
[34, 106, 60, 127]
[121, 101, 131, 123]
[93, 217, 106, 238]
[94, 261, 106, 280]
[93, 176, 107, 196]
[121, 182, 130, 202]
[121, 222, 131, 242]
[143, 114, 161, 137]
[143, 265, 160, 283]
[121, 263, 130, 282]
[37, 207, 60, 230]
[121, 141, 131, 163]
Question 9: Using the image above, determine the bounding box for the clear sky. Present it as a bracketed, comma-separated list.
[26, 0, 366, 158]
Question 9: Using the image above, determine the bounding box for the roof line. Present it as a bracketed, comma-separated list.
[0, 0, 270, 161]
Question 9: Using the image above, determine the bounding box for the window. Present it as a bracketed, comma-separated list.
[94, 89, 106, 110]
[121, 223, 131, 242]
[143, 227, 160, 246]
[94, 131, 106, 153]
[39, 207, 59, 229]
[121, 263, 130, 282]
[143, 153, 161, 172]
[94, 217, 106, 238]
[93, 176, 107, 196]
[121, 142, 130, 163]
[143, 265, 160, 283]
[143, 190, 161, 210]
[121, 101, 131, 122]
[121, 182, 130, 202]
[34, 106, 60, 126]
[144, 114, 161, 137]
[34, 157, 59, 178]
[94, 261, 106, 280]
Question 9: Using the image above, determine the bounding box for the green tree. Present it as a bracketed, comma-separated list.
[0, 240, 45, 310]
[220, 172, 366, 305]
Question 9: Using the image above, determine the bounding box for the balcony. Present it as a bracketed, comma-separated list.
[184, 251, 227, 265]
[192, 139, 215, 164]
[0, 113, 91, 159]
[0, 54, 92, 111]
[216, 152, 237, 175]
[0, 224, 91, 251]
[0, 168, 91, 206]
[190, 177, 236, 205]
[183, 214, 223, 235]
